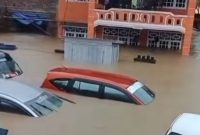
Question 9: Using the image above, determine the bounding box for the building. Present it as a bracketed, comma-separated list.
[57, 0, 197, 56]
[0, 0, 58, 35]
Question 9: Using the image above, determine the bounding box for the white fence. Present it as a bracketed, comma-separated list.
[64, 38, 119, 64]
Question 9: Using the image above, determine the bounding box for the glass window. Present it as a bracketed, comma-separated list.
[163, 0, 187, 8]
[73, 80, 80, 89]
[0, 60, 23, 79]
[72, 81, 100, 97]
[26, 92, 63, 117]
[53, 79, 69, 88]
[127, 82, 155, 105]
[176, 0, 186, 8]
[163, 0, 174, 7]
[80, 82, 99, 92]
[65, 26, 87, 38]
[104, 86, 132, 102]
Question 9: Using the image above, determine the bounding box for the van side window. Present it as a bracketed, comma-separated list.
[52, 79, 71, 90]
[104, 86, 132, 103]
[73, 80, 80, 89]
[72, 80, 100, 97]
[53, 79, 69, 87]
[79, 82, 99, 92]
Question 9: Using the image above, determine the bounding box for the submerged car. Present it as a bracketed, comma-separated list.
[0, 79, 63, 117]
[41, 67, 155, 105]
[166, 113, 200, 135]
[0, 51, 23, 79]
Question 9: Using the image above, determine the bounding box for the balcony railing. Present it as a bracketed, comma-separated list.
[94, 8, 186, 27]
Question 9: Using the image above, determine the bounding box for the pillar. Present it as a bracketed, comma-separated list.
[57, 0, 66, 38]
[182, 0, 196, 56]
[87, 0, 96, 38]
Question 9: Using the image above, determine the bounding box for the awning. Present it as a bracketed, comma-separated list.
[11, 11, 50, 25]
[94, 20, 185, 33]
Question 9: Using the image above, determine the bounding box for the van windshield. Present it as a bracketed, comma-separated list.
[25, 92, 63, 117]
[127, 82, 155, 105]
[0, 60, 23, 79]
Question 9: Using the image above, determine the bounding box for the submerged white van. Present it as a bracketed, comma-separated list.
[166, 113, 200, 135]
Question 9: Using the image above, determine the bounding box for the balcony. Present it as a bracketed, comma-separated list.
[93, 8, 186, 33]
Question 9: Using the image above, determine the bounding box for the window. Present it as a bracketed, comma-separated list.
[73, 80, 80, 89]
[65, 26, 87, 38]
[80, 82, 99, 92]
[72, 80, 100, 97]
[163, 0, 187, 8]
[53, 79, 69, 88]
[0, 60, 23, 79]
[26, 92, 63, 117]
[163, 0, 174, 7]
[104, 86, 132, 102]
[127, 82, 155, 105]
[176, 0, 187, 8]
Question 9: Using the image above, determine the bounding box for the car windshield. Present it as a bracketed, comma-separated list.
[0, 60, 23, 79]
[127, 81, 155, 105]
[25, 92, 63, 117]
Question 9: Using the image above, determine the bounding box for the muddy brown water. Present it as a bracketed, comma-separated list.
[0, 33, 200, 135]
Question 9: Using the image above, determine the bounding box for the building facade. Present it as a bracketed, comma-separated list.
[57, 0, 196, 56]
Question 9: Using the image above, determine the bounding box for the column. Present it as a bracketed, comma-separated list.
[87, 0, 96, 38]
[182, 0, 196, 56]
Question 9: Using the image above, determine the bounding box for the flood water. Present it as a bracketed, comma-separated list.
[0, 33, 200, 135]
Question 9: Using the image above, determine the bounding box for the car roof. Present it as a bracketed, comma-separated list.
[171, 113, 200, 135]
[49, 67, 137, 89]
[0, 79, 43, 103]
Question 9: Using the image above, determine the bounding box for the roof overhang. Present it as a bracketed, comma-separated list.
[94, 20, 185, 34]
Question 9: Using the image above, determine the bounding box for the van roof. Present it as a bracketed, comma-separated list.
[49, 67, 137, 89]
[0, 79, 43, 103]
[171, 113, 200, 135]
